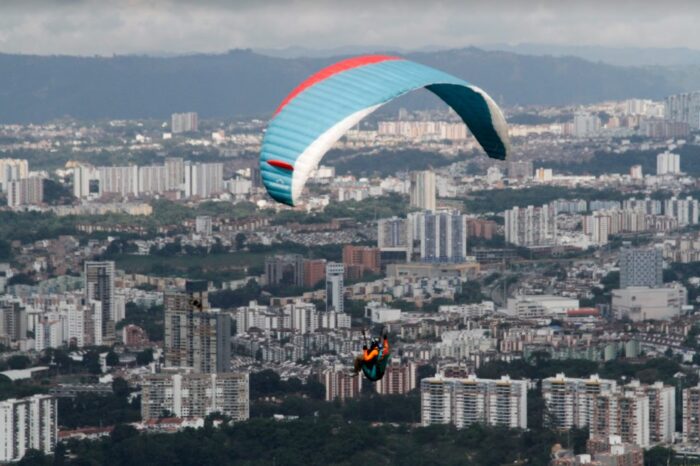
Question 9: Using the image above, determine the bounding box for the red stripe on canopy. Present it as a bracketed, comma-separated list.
[274, 55, 402, 115]
[267, 159, 295, 171]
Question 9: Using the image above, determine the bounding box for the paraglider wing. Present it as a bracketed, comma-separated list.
[260, 55, 510, 206]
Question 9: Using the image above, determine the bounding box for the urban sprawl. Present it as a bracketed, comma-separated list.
[3, 94, 700, 465]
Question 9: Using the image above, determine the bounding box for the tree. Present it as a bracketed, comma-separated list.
[417, 364, 436, 381]
[52, 442, 67, 466]
[42, 179, 74, 206]
[303, 380, 326, 400]
[112, 378, 129, 398]
[136, 348, 154, 366]
[17, 449, 49, 466]
[82, 351, 102, 375]
[106, 351, 119, 367]
[7, 355, 31, 370]
[235, 233, 246, 250]
[8, 273, 36, 286]
[644, 446, 675, 466]
[455, 281, 485, 304]
[0, 239, 12, 261]
[109, 424, 138, 443]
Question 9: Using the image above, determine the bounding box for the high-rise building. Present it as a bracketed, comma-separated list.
[164, 157, 185, 192]
[323, 365, 362, 401]
[184, 162, 223, 198]
[683, 384, 700, 443]
[630, 165, 643, 180]
[171, 112, 199, 133]
[535, 168, 553, 182]
[84, 261, 115, 342]
[378, 217, 411, 249]
[289, 302, 319, 334]
[590, 389, 650, 448]
[98, 165, 139, 197]
[0, 158, 29, 192]
[542, 373, 617, 429]
[265, 254, 304, 288]
[638, 381, 675, 444]
[72, 164, 96, 199]
[573, 111, 602, 137]
[504, 204, 557, 247]
[623, 197, 662, 215]
[583, 211, 613, 245]
[421, 375, 527, 429]
[325, 262, 344, 312]
[302, 259, 326, 288]
[466, 219, 496, 240]
[138, 165, 167, 194]
[0, 298, 27, 343]
[195, 215, 213, 236]
[377, 216, 412, 263]
[141, 372, 248, 421]
[0, 395, 57, 462]
[419, 210, 468, 262]
[421, 375, 452, 425]
[664, 196, 699, 226]
[619, 246, 663, 288]
[7, 177, 44, 207]
[507, 160, 533, 180]
[374, 361, 417, 395]
[410, 170, 436, 211]
[68, 300, 102, 348]
[665, 91, 700, 130]
[590, 200, 622, 211]
[342, 245, 380, 278]
[34, 315, 65, 352]
[656, 151, 681, 175]
[164, 281, 231, 373]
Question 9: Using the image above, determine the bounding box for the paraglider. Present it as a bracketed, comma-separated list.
[352, 328, 391, 381]
[260, 54, 511, 206]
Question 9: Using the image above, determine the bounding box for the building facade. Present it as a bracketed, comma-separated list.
[141, 371, 248, 421]
[325, 262, 344, 312]
[164, 282, 232, 373]
[410, 170, 436, 211]
[84, 261, 115, 342]
[171, 112, 199, 133]
[504, 204, 557, 247]
[542, 373, 617, 429]
[656, 151, 681, 175]
[0, 395, 57, 462]
[419, 210, 468, 262]
[421, 375, 527, 429]
[619, 246, 663, 289]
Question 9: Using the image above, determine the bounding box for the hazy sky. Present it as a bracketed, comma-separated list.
[2, 0, 700, 55]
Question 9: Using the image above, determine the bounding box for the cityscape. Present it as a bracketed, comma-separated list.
[3, 1, 700, 466]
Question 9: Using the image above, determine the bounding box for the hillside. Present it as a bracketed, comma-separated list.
[0, 47, 693, 123]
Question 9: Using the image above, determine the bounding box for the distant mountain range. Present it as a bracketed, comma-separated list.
[0, 47, 697, 123]
[256, 44, 700, 66]
[478, 43, 700, 67]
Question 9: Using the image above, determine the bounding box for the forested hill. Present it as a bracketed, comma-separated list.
[0, 47, 692, 123]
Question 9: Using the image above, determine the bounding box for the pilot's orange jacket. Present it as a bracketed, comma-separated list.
[362, 338, 390, 362]
[363, 347, 379, 362]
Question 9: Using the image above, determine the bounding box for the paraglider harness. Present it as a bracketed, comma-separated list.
[361, 329, 391, 382]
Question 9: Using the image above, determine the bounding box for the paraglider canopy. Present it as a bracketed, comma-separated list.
[260, 54, 511, 206]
